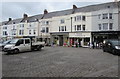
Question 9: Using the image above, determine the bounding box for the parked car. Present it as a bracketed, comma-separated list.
[3, 38, 45, 54]
[0, 40, 11, 51]
[102, 39, 120, 54]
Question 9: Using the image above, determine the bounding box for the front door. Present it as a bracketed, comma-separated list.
[59, 35, 63, 46]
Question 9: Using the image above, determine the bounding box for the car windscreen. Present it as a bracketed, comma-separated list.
[3, 40, 11, 44]
[111, 40, 120, 46]
[9, 39, 19, 44]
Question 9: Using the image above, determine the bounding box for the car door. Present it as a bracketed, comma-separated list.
[25, 39, 31, 51]
[17, 39, 25, 52]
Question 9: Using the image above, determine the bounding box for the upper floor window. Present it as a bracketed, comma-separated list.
[46, 21, 49, 25]
[103, 13, 108, 19]
[3, 31, 7, 35]
[33, 30, 36, 35]
[103, 23, 108, 30]
[76, 16, 81, 21]
[13, 26, 15, 29]
[29, 30, 31, 35]
[82, 16, 86, 21]
[29, 24, 32, 27]
[41, 27, 45, 33]
[19, 30, 24, 35]
[3, 27, 7, 29]
[74, 17, 77, 21]
[109, 13, 113, 19]
[20, 24, 24, 28]
[98, 24, 102, 30]
[77, 25, 81, 31]
[60, 19, 65, 24]
[98, 14, 101, 19]
[59, 26, 66, 32]
[82, 25, 86, 31]
[46, 27, 49, 33]
[109, 23, 113, 30]
[74, 25, 76, 31]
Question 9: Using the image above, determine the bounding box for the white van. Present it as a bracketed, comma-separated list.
[3, 38, 45, 54]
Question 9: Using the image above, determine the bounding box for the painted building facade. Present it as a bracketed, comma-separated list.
[1, 1, 120, 47]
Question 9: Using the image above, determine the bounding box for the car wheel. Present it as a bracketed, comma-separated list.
[112, 49, 116, 55]
[14, 49, 19, 53]
[103, 49, 106, 52]
[37, 46, 41, 51]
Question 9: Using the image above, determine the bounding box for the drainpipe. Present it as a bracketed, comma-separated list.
[71, 17, 73, 32]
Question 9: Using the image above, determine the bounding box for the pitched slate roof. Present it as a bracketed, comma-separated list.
[27, 14, 43, 22]
[74, 1, 120, 13]
[1, 1, 120, 25]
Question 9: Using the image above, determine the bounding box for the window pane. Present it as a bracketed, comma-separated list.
[103, 23, 108, 30]
[82, 25, 85, 31]
[109, 13, 112, 19]
[65, 26, 66, 31]
[74, 25, 76, 31]
[82, 16, 86, 21]
[46, 27, 49, 33]
[103, 13, 108, 19]
[61, 26, 64, 31]
[98, 24, 101, 30]
[109, 23, 113, 30]
[77, 25, 81, 30]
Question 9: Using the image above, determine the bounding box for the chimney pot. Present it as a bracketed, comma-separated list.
[44, 9, 48, 14]
[23, 13, 28, 18]
[8, 18, 12, 21]
[73, 5, 77, 9]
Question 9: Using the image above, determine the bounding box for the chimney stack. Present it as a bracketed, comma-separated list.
[44, 9, 48, 14]
[73, 5, 77, 9]
[23, 13, 28, 18]
[8, 18, 12, 21]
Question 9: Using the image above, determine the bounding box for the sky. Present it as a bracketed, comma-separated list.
[0, 0, 116, 22]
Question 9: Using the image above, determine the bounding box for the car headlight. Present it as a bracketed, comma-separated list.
[115, 46, 120, 49]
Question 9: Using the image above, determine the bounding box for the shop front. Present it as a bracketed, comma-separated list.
[50, 32, 69, 46]
[69, 32, 91, 47]
[91, 31, 120, 43]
